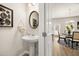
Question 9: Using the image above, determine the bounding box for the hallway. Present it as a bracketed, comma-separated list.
[52, 37, 79, 56]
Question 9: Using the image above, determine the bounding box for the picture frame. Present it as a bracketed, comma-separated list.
[0, 4, 13, 27]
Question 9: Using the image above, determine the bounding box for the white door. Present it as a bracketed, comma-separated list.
[39, 3, 53, 56]
[38, 3, 45, 56]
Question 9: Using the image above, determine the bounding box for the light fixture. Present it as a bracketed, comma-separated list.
[65, 20, 75, 23]
[49, 22, 52, 24]
[31, 3, 36, 6]
[46, 21, 52, 24]
[70, 20, 75, 23]
[31, 3, 39, 6]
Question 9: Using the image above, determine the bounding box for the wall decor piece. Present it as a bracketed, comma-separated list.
[0, 4, 13, 27]
[29, 11, 39, 29]
[77, 22, 79, 29]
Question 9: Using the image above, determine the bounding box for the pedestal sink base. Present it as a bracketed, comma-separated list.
[22, 35, 39, 56]
[29, 43, 35, 56]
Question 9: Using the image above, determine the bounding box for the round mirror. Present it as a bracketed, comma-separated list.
[29, 11, 39, 29]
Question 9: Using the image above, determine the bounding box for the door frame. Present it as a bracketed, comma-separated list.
[39, 3, 53, 56]
[44, 3, 53, 56]
[38, 3, 45, 56]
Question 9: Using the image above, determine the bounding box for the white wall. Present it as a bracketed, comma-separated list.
[48, 3, 79, 18]
[0, 3, 39, 56]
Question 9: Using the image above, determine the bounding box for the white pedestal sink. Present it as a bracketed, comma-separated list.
[22, 35, 39, 56]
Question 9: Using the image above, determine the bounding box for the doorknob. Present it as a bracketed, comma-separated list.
[42, 32, 47, 37]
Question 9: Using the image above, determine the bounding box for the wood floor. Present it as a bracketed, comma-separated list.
[52, 37, 79, 56]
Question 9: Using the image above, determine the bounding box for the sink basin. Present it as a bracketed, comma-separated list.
[22, 35, 39, 43]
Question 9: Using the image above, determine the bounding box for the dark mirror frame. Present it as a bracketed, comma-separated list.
[29, 11, 39, 29]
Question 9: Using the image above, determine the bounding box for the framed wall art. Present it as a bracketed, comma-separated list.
[0, 4, 13, 27]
